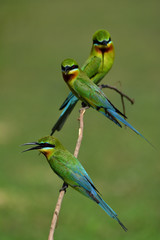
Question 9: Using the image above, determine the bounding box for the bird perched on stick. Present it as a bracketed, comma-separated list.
[61, 58, 152, 145]
[22, 136, 127, 231]
[51, 29, 115, 135]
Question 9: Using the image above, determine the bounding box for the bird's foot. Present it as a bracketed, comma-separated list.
[81, 102, 87, 108]
[59, 182, 68, 193]
[81, 102, 90, 111]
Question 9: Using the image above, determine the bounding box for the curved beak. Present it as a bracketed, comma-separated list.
[101, 39, 111, 46]
[61, 66, 69, 75]
[21, 142, 42, 152]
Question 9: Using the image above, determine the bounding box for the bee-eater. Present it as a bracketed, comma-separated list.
[22, 136, 127, 231]
[61, 58, 151, 144]
[51, 30, 114, 135]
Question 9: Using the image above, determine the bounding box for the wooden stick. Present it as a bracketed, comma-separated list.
[48, 108, 86, 240]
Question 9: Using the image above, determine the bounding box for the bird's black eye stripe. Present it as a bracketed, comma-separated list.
[93, 39, 98, 45]
[40, 143, 55, 148]
[93, 37, 111, 45]
[108, 37, 111, 43]
[61, 65, 66, 71]
[69, 64, 78, 70]
[61, 65, 78, 72]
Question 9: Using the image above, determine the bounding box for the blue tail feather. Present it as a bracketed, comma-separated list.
[51, 97, 78, 135]
[98, 195, 117, 218]
[97, 194, 128, 231]
[98, 108, 122, 128]
[74, 176, 127, 231]
[107, 109, 153, 147]
[59, 92, 77, 110]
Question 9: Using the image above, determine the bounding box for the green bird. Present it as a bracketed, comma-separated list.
[22, 136, 127, 231]
[61, 58, 151, 144]
[51, 30, 114, 135]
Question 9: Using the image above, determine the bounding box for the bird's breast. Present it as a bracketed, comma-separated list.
[63, 71, 79, 83]
[95, 43, 114, 54]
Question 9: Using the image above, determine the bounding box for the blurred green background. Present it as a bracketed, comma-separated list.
[1, 0, 160, 239]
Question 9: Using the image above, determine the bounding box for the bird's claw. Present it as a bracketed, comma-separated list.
[59, 183, 68, 193]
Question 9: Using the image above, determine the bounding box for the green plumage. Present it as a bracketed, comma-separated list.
[23, 136, 127, 231]
[82, 29, 114, 84]
[51, 29, 114, 134]
[61, 58, 151, 144]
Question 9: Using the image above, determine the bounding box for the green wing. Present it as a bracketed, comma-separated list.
[51, 150, 98, 193]
[82, 56, 101, 79]
[73, 74, 108, 108]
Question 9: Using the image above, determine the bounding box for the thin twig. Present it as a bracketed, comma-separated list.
[100, 84, 134, 105]
[48, 108, 86, 240]
[99, 83, 134, 118]
[48, 189, 65, 240]
[74, 108, 86, 158]
[121, 95, 126, 117]
[121, 95, 127, 128]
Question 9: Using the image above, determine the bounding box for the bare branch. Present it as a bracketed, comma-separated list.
[74, 108, 86, 158]
[48, 189, 65, 240]
[99, 84, 135, 105]
[121, 95, 126, 117]
[99, 83, 134, 118]
[48, 108, 86, 240]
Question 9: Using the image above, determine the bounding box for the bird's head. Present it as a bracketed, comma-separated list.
[92, 30, 113, 53]
[22, 136, 64, 159]
[61, 59, 80, 83]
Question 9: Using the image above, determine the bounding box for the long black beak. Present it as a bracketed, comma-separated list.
[21, 142, 56, 152]
[21, 142, 42, 152]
